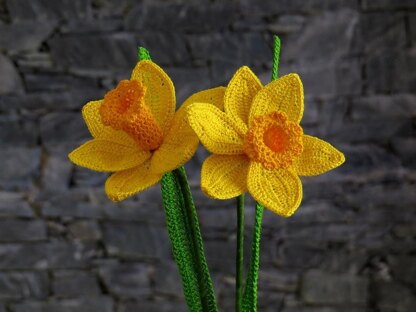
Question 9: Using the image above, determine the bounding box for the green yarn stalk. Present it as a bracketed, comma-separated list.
[236, 194, 245, 312]
[173, 167, 218, 312]
[242, 35, 281, 312]
[138, 47, 218, 312]
[138, 47, 151, 61]
[242, 203, 264, 312]
[161, 172, 203, 312]
[271, 35, 281, 81]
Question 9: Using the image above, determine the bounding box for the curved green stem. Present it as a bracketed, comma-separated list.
[161, 172, 202, 312]
[243, 35, 281, 312]
[236, 194, 245, 312]
[242, 203, 264, 312]
[140, 47, 217, 312]
[174, 167, 218, 312]
[271, 35, 281, 81]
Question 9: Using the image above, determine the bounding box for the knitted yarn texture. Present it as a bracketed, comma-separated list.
[187, 66, 345, 217]
[69, 60, 205, 201]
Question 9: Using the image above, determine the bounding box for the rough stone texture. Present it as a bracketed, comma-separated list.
[11, 297, 114, 312]
[99, 263, 152, 299]
[0, 271, 48, 300]
[0, 220, 46, 242]
[301, 270, 368, 305]
[0, 1, 415, 311]
[0, 54, 23, 94]
[52, 270, 100, 298]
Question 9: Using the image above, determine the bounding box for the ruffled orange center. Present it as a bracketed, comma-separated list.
[100, 79, 164, 151]
[244, 111, 303, 169]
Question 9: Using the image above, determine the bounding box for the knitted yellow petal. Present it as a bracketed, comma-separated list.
[224, 66, 262, 133]
[201, 154, 250, 199]
[249, 74, 304, 125]
[131, 60, 175, 134]
[105, 160, 162, 201]
[187, 103, 245, 155]
[150, 87, 226, 174]
[292, 135, 345, 176]
[181, 86, 226, 111]
[82, 100, 137, 146]
[150, 111, 198, 174]
[247, 162, 302, 217]
[68, 139, 151, 172]
[82, 100, 104, 138]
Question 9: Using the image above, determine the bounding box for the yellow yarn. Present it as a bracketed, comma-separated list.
[69, 60, 226, 201]
[187, 66, 345, 217]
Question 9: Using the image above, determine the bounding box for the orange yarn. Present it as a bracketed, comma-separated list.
[244, 112, 303, 170]
[100, 79, 164, 151]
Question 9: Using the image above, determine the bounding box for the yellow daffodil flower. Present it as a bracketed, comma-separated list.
[187, 66, 345, 217]
[69, 60, 225, 201]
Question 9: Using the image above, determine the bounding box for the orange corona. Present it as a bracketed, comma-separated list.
[100, 79, 164, 151]
[244, 112, 303, 170]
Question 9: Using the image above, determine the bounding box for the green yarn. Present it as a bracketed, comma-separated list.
[138, 46, 152, 61]
[243, 35, 281, 312]
[271, 35, 281, 81]
[242, 203, 264, 312]
[161, 172, 203, 312]
[161, 168, 218, 312]
[173, 167, 218, 312]
[236, 194, 245, 312]
[138, 47, 217, 312]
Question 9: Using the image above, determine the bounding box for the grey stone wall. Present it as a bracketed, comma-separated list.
[0, 0, 415, 311]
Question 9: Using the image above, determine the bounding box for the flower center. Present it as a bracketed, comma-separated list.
[263, 125, 288, 152]
[244, 111, 303, 169]
[100, 79, 164, 151]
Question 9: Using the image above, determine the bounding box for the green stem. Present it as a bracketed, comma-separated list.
[243, 35, 281, 312]
[161, 172, 202, 312]
[173, 167, 218, 312]
[242, 203, 264, 312]
[236, 194, 245, 312]
[138, 46, 151, 61]
[140, 47, 217, 312]
[271, 35, 281, 81]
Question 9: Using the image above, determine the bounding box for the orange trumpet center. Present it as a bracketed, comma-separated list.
[263, 125, 288, 152]
[244, 111, 303, 169]
[100, 79, 164, 151]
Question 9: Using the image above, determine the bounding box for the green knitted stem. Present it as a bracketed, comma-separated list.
[271, 35, 281, 81]
[139, 47, 217, 312]
[173, 167, 218, 312]
[242, 203, 264, 312]
[138, 46, 152, 61]
[161, 172, 203, 312]
[242, 35, 281, 312]
[236, 194, 245, 312]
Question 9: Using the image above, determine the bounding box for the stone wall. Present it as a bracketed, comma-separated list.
[0, 0, 415, 311]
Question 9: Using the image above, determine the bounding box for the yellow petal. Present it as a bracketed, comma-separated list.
[82, 100, 104, 138]
[82, 100, 137, 146]
[292, 135, 345, 176]
[150, 109, 199, 175]
[249, 74, 304, 124]
[247, 162, 302, 217]
[180, 86, 226, 112]
[187, 103, 245, 155]
[150, 87, 227, 174]
[201, 154, 250, 199]
[131, 60, 175, 134]
[224, 66, 262, 132]
[105, 160, 162, 201]
[68, 139, 151, 172]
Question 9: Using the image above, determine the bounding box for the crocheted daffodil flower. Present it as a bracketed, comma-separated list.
[69, 60, 225, 201]
[187, 66, 345, 217]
